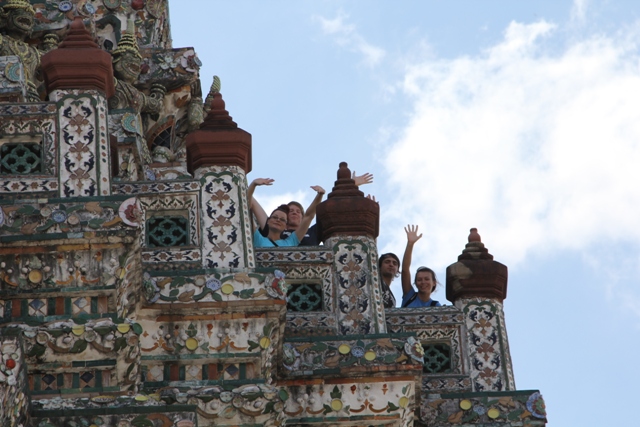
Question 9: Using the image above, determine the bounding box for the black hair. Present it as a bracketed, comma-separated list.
[378, 253, 400, 269]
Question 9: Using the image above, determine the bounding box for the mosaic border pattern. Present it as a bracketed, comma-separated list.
[200, 168, 251, 269]
[461, 298, 516, 392]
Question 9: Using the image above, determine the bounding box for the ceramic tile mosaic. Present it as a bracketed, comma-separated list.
[0, 56, 26, 102]
[457, 298, 516, 392]
[199, 167, 253, 269]
[0, 115, 57, 176]
[51, 92, 111, 197]
[115, 244, 143, 320]
[0, 179, 58, 196]
[281, 333, 422, 376]
[138, 318, 276, 358]
[278, 263, 338, 336]
[421, 390, 547, 425]
[141, 269, 286, 305]
[140, 193, 199, 247]
[0, 332, 29, 426]
[285, 380, 417, 427]
[0, 103, 57, 115]
[326, 236, 387, 335]
[112, 180, 201, 195]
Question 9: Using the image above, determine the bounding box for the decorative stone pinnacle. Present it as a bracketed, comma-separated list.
[316, 162, 379, 241]
[199, 92, 238, 130]
[58, 17, 99, 49]
[326, 162, 365, 199]
[446, 228, 508, 302]
[457, 227, 492, 261]
[40, 17, 115, 97]
[186, 92, 251, 173]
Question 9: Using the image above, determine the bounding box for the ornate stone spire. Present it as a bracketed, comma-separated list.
[185, 91, 252, 173]
[40, 16, 114, 97]
[446, 228, 508, 302]
[315, 162, 379, 241]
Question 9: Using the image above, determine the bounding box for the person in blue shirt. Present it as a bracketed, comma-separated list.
[247, 178, 325, 248]
[400, 224, 442, 308]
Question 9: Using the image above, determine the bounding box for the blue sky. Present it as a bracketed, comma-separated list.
[170, 1, 640, 425]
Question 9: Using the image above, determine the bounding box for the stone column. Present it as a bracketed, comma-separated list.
[316, 162, 386, 335]
[186, 92, 253, 270]
[40, 16, 115, 197]
[446, 228, 516, 391]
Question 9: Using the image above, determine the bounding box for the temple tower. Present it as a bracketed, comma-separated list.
[446, 228, 515, 391]
[316, 161, 386, 335]
[41, 16, 115, 198]
[185, 91, 254, 270]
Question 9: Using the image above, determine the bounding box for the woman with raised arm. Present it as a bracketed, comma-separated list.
[400, 224, 441, 308]
[247, 178, 325, 248]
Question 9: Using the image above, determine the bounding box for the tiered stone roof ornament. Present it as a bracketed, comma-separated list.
[316, 161, 379, 241]
[186, 76, 252, 173]
[446, 227, 508, 302]
[40, 16, 114, 97]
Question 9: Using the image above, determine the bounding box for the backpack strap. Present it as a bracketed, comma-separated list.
[401, 293, 418, 308]
[429, 300, 438, 307]
[268, 238, 279, 247]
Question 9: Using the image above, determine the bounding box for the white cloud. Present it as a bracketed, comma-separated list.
[315, 11, 386, 67]
[380, 18, 640, 279]
[571, 0, 589, 23]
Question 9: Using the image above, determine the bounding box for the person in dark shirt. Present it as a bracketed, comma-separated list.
[378, 252, 400, 308]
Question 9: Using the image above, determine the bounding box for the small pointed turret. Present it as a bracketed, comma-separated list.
[316, 162, 379, 241]
[446, 228, 508, 302]
[40, 16, 114, 97]
[186, 91, 252, 173]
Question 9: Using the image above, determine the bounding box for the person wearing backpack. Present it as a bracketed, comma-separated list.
[400, 224, 442, 308]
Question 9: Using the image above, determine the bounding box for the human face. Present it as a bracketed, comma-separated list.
[268, 211, 288, 232]
[287, 204, 302, 229]
[415, 270, 435, 297]
[380, 256, 399, 280]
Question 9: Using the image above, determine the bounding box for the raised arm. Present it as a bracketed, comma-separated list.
[401, 224, 423, 296]
[247, 178, 273, 229]
[296, 185, 325, 242]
